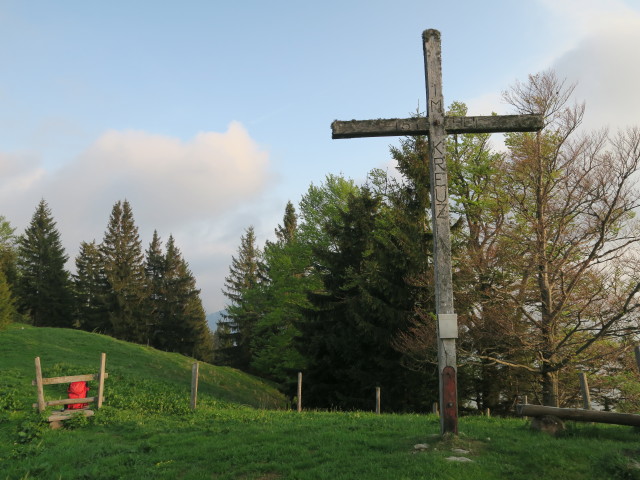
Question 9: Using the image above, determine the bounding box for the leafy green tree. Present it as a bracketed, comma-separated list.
[446, 102, 531, 413]
[16, 199, 73, 327]
[251, 202, 316, 386]
[0, 216, 17, 288]
[216, 226, 263, 369]
[298, 174, 359, 248]
[100, 200, 147, 343]
[0, 270, 15, 330]
[0, 216, 18, 329]
[74, 240, 109, 333]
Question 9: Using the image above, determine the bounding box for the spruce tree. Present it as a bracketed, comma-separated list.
[251, 202, 313, 385]
[274, 201, 297, 245]
[217, 226, 263, 369]
[16, 199, 73, 327]
[143, 233, 212, 360]
[74, 240, 110, 333]
[144, 230, 165, 345]
[100, 200, 147, 343]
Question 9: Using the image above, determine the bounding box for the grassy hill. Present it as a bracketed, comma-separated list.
[2, 323, 640, 479]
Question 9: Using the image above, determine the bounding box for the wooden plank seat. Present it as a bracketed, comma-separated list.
[32, 353, 107, 429]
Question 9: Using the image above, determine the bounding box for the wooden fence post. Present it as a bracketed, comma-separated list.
[34, 357, 46, 412]
[191, 362, 199, 411]
[97, 352, 106, 409]
[635, 346, 640, 372]
[375, 387, 381, 414]
[297, 372, 302, 412]
[578, 372, 592, 410]
[432, 402, 439, 416]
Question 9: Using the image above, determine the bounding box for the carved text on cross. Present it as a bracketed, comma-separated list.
[331, 29, 543, 435]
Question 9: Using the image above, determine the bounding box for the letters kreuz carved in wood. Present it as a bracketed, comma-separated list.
[331, 29, 543, 436]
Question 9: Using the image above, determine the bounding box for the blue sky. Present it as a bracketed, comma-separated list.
[2, 0, 640, 313]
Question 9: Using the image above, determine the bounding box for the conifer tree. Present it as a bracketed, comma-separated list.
[74, 240, 110, 333]
[299, 188, 433, 411]
[274, 201, 297, 245]
[16, 199, 73, 327]
[144, 230, 165, 345]
[217, 226, 263, 369]
[251, 202, 312, 385]
[142, 233, 212, 360]
[100, 200, 147, 343]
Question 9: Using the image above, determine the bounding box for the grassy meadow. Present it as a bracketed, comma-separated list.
[2, 323, 640, 479]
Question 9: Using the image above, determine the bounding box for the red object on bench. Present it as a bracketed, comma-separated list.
[66, 381, 90, 409]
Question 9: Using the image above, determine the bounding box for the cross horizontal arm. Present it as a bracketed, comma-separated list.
[331, 114, 543, 139]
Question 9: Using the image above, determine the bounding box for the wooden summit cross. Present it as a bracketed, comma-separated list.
[331, 29, 543, 435]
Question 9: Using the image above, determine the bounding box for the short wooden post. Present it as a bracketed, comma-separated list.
[432, 402, 439, 416]
[34, 357, 46, 412]
[191, 362, 199, 411]
[523, 395, 528, 405]
[297, 372, 302, 412]
[97, 352, 106, 409]
[634, 346, 640, 372]
[484, 408, 491, 418]
[375, 387, 381, 414]
[579, 372, 592, 410]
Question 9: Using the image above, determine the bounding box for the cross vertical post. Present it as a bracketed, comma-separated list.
[330, 28, 543, 437]
[423, 29, 458, 435]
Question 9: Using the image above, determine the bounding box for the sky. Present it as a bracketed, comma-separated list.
[1, 0, 640, 314]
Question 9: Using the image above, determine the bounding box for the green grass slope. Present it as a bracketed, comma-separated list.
[1, 323, 287, 413]
[2, 323, 640, 480]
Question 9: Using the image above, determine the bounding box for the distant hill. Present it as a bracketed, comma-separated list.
[206, 310, 226, 331]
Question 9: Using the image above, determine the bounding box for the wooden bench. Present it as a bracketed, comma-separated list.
[32, 352, 108, 429]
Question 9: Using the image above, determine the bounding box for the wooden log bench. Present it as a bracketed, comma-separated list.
[32, 352, 108, 429]
[517, 404, 640, 427]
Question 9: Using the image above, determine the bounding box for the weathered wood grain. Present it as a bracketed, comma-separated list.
[31, 372, 109, 386]
[331, 114, 543, 139]
[48, 409, 95, 422]
[32, 396, 98, 408]
[34, 357, 46, 412]
[517, 404, 640, 427]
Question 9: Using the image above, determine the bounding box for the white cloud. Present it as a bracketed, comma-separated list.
[548, 9, 640, 132]
[0, 122, 274, 312]
[464, 0, 640, 135]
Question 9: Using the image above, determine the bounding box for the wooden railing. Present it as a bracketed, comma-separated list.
[32, 352, 107, 427]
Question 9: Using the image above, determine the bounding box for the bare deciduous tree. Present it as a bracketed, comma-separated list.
[496, 70, 640, 406]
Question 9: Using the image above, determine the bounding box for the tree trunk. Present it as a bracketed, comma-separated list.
[542, 370, 559, 407]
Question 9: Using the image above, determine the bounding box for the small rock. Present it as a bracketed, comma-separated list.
[413, 444, 430, 451]
[446, 456, 474, 463]
[451, 448, 470, 455]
